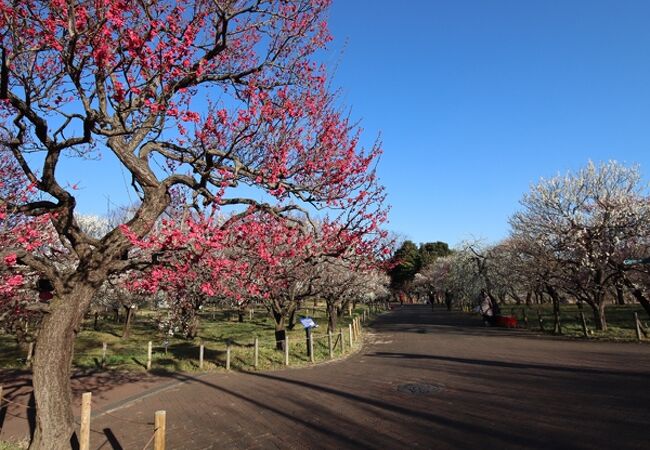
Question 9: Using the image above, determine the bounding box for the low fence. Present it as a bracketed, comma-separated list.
[0, 387, 165, 450]
[503, 307, 649, 341]
[89, 315, 368, 372]
[0, 306, 387, 448]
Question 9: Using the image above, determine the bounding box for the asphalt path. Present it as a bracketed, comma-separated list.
[87, 305, 650, 449]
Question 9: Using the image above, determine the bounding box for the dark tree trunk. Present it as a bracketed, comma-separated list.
[326, 302, 337, 333]
[113, 307, 120, 323]
[546, 285, 562, 335]
[615, 283, 626, 305]
[444, 290, 453, 311]
[93, 312, 99, 331]
[589, 300, 608, 331]
[122, 305, 134, 339]
[238, 311, 245, 322]
[287, 306, 298, 331]
[30, 283, 97, 450]
[272, 310, 286, 351]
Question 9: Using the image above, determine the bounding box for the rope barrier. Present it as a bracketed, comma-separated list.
[140, 429, 158, 450]
[99, 409, 153, 427]
[0, 395, 35, 409]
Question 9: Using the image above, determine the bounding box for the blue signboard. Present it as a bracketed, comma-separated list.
[299, 317, 317, 329]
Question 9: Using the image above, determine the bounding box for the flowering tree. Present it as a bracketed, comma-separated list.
[314, 257, 389, 332]
[0, 1, 386, 447]
[510, 161, 650, 329]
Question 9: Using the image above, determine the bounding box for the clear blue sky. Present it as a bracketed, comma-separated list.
[61, 0, 650, 247]
[326, 0, 650, 246]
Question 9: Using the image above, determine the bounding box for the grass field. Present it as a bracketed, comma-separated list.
[0, 304, 375, 372]
[499, 303, 649, 341]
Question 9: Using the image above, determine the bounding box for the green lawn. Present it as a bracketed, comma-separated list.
[0, 439, 28, 450]
[1, 304, 375, 372]
[499, 303, 649, 341]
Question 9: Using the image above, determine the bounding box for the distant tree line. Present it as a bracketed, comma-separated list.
[400, 161, 650, 331]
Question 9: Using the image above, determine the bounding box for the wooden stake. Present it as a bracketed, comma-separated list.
[580, 312, 588, 338]
[226, 343, 231, 370]
[284, 336, 290, 366]
[254, 337, 259, 369]
[79, 392, 92, 450]
[328, 331, 333, 359]
[199, 344, 204, 370]
[26, 342, 34, 364]
[147, 341, 152, 371]
[154, 410, 166, 450]
[339, 329, 345, 352]
[349, 323, 354, 345]
[102, 342, 107, 368]
[309, 333, 314, 363]
[635, 312, 643, 341]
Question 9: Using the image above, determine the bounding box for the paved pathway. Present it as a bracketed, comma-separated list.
[65, 306, 650, 448]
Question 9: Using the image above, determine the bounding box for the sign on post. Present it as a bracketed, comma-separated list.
[299, 317, 317, 329]
[624, 257, 650, 265]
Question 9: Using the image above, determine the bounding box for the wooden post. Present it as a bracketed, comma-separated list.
[339, 329, 345, 352]
[226, 343, 231, 370]
[79, 392, 92, 450]
[154, 410, 166, 450]
[26, 342, 34, 364]
[199, 344, 204, 370]
[349, 323, 354, 345]
[328, 331, 333, 359]
[309, 333, 314, 363]
[254, 337, 259, 369]
[146, 341, 152, 371]
[284, 336, 290, 366]
[348, 304, 352, 317]
[634, 312, 643, 341]
[580, 312, 588, 338]
[101, 342, 107, 368]
[249, 309, 253, 321]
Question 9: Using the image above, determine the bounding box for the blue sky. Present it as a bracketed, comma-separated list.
[326, 0, 650, 246]
[57, 0, 650, 247]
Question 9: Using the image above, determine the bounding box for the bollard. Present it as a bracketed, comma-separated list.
[154, 410, 166, 450]
[339, 329, 345, 352]
[226, 343, 231, 370]
[254, 337, 259, 369]
[101, 342, 107, 368]
[147, 341, 152, 371]
[80, 392, 92, 450]
[328, 331, 333, 359]
[349, 323, 354, 345]
[309, 333, 314, 363]
[199, 344, 204, 370]
[634, 312, 643, 341]
[580, 312, 588, 338]
[284, 336, 290, 366]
